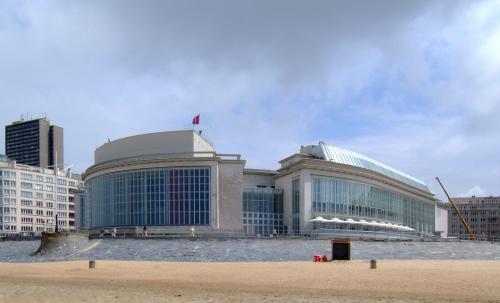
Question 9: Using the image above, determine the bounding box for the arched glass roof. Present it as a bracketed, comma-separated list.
[316, 142, 430, 192]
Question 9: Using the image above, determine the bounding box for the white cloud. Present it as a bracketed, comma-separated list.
[0, 0, 499, 200]
[459, 186, 487, 198]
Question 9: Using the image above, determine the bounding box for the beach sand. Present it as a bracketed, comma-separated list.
[0, 260, 499, 303]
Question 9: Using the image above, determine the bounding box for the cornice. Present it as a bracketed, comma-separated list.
[83, 156, 245, 181]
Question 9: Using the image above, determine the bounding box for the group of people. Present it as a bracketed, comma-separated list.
[99, 226, 148, 237]
[99, 228, 118, 237]
[98, 226, 279, 238]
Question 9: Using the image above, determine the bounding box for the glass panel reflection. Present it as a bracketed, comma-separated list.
[84, 167, 210, 228]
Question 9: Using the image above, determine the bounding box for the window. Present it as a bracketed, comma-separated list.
[21, 173, 33, 180]
[34, 184, 43, 190]
[36, 201, 43, 207]
[57, 203, 67, 210]
[309, 176, 436, 234]
[292, 178, 300, 235]
[46, 177, 54, 183]
[21, 191, 33, 198]
[21, 208, 33, 214]
[46, 210, 53, 216]
[46, 202, 54, 208]
[46, 185, 53, 192]
[85, 167, 212, 228]
[3, 180, 15, 187]
[4, 189, 16, 196]
[57, 195, 67, 202]
[21, 182, 33, 189]
[46, 194, 54, 200]
[3, 207, 16, 214]
[2, 198, 15, 206]
[57, 187, 66, 193]
[36, 192, 44, 199]
[242, 188, 284, 236]
[2, 216, 16, 223]
[36, 175, 44, 182]
[36, 210, 44, 216]
[69, 181, 76, 187]
[57, 179, 67, 186]
[21, 199, 33, 206]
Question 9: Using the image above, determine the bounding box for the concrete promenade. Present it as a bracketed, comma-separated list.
[1, 238, 500, 262]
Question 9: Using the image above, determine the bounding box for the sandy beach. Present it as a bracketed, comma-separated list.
[0, 260, 499, 303]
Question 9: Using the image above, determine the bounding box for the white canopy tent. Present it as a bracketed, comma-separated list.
[309, 216, 414, 231]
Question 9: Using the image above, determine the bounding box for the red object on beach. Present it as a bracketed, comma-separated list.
[313, 255, 321, 262]
[322, 255, 328, 262]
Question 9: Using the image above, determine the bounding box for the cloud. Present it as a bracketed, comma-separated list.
[0, 0, 498, 201]
[459, 186, 487, 198]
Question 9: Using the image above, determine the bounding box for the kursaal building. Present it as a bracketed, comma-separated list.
[81, 130, 437, 238]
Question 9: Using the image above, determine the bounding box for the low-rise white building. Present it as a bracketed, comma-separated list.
[435, 202, 449, 237]
[81, 130, 439, 239]
[0, 155, 82, 236]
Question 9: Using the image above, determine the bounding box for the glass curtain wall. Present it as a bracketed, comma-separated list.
[311, 176, 435, 234]
[85, 167, 210, 228]
[292, 178, 300, 235]
[242, 188, 283, 235]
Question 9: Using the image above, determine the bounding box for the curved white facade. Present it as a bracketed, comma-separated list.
[276, 142, 437, 237]
[82, 131, 245, 232]
[94, 131, 215, 165]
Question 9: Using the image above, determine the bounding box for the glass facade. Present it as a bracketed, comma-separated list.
[311, 176, 435, 234]
[85, 167, 211, 228]
[292, 178, 300, 235]
[242, 188, 284, 235]
[5, 120, 41, 166]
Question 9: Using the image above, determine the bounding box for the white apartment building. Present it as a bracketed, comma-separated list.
[0, 155, 82, 236]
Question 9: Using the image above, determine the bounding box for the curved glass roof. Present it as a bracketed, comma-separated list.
[316, 142, 429, 192]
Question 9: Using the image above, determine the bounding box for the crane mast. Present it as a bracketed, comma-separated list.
[435, 177, 477, 241]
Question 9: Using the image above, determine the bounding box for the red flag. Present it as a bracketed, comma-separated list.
[192, 114, 200, 125]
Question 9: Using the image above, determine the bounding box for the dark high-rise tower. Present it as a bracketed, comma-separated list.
[5, 117, 64, 168]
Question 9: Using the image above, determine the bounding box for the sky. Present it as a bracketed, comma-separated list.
[0, 0, 499, 200]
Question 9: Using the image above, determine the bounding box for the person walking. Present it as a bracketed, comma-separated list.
[143, 225, 148, 237]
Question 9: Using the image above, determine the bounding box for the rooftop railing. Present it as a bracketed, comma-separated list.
[92, 151, 242, 167]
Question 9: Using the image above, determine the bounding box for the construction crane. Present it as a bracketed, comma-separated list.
[435, 177, 477, 241]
